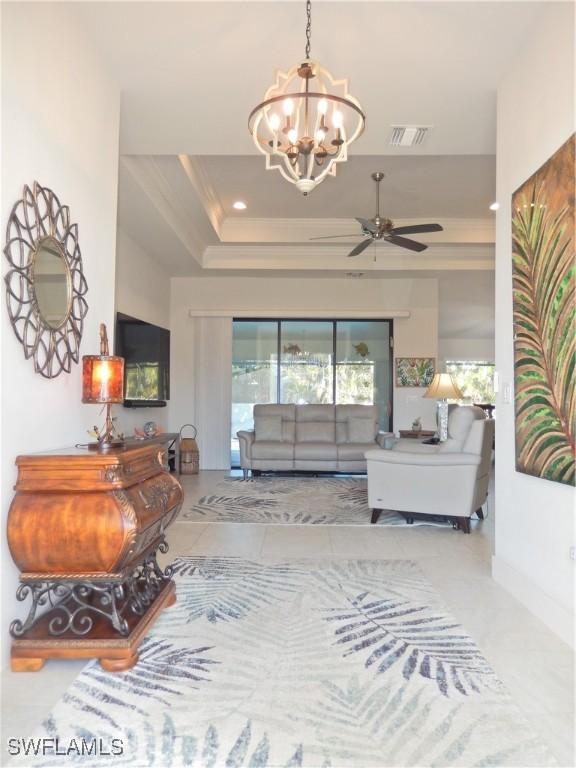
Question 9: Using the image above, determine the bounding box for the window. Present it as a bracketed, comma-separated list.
[232, 320, 278, 442]
[231, 319, 392, 465]
[336, 321, 391, 422]
[280, 320, 333, 404]
[445, 361, 496, 405]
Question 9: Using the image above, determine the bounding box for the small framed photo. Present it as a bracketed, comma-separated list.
[395, 357, 435, 387]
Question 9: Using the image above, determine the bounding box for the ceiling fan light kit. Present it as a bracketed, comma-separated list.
[248, 0, 365, 195]
[310, 172, 444, 257]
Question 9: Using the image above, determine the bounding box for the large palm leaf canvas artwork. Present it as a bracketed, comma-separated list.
[512, 134, 575, 486]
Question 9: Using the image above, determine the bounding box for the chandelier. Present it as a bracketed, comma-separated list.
[248, 0, 365, 195]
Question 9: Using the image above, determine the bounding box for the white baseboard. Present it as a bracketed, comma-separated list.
[492, 555, 574, 648]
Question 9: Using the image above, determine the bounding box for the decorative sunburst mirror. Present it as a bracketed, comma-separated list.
[3, 182, 88, 378]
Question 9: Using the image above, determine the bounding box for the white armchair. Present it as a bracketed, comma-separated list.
[365, 406, 494, 533]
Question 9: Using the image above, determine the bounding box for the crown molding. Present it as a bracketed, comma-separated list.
[201, 243, 495, 271]
[219, 217, 495, 244]
[121, 156, 209, 264]
[178, 154, 226, 237]
[188, 308, 412, 319]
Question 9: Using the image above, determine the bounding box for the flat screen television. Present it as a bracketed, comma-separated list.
[115, 313, 170, 407]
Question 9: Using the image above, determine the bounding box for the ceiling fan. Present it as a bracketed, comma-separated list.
[310, 171, 443, 257]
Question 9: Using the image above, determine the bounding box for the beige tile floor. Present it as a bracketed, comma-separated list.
[2, 470, 574, 766]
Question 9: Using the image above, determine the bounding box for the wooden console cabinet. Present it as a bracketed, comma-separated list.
[7, 444, 183, 672]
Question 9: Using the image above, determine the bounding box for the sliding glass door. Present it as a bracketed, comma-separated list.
[231, 319, 392, 465]
[280, 320, 333, 404]
[231, 321, 278, 465]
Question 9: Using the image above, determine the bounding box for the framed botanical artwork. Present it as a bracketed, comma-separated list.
[512, 133, 575, 486]
[395, 357, 435, 387]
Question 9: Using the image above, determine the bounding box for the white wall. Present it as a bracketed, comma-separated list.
[169, 276, 439, 463]
[1, 5, 120, 666]
[115, 228, 170, 330]
[114, 228, 171, 437]
[494, 1, 575, 645]
[438, 271, 495, 366]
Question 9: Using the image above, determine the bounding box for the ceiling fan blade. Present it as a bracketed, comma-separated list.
[348, 238, 373, 258]
[390, 223, 443, 236]
[385, 234, 428, 252]
[309, 234, 366, 240]
[355, 217, 378, 233]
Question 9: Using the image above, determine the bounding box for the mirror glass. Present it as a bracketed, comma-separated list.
[32, 237, 70, 329]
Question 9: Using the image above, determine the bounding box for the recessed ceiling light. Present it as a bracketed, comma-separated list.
[489, 202, 500, 211]
[233, 201, 247, 210]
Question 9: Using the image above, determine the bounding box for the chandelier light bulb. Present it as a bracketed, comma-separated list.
[288, 128, 298, 144]
[332, 110, 343, 128]
[269, 113, 281, 131]
[316, 127, 327, 143]
[318, 98, 328, 115]
[283, 98, 294, 116]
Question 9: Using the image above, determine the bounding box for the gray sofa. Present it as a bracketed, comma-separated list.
[237, 404, 390, 476]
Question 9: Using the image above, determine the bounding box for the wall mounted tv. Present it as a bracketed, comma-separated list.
[115, 313, 170, 407]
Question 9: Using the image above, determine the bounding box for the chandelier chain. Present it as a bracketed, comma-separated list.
[305, 0, 312, 59]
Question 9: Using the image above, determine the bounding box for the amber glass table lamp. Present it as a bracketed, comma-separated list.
[82, 323, 125, 450]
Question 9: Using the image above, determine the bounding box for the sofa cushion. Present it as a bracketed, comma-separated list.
[254, 404, 296, 421]
[295, 442, 337, 460]
[347, 418, 376, 443]
[336, 404, 378, 420]
[296, 421, 335, 443]
[296, 404, 335, 422]
[254, 403, 295, 442]
[462, 409, 490, 454]
[439, 406, 480, 453]
[254, 415, 282, 442]
[337, 442, 377, 461]
[336, 404, 378, 443]
[252, 441, 294, 460]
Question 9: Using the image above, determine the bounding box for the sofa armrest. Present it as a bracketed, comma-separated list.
[237, 430, 255, 468]
[365, 448, 481, 467]
[375, 431, 394, 448]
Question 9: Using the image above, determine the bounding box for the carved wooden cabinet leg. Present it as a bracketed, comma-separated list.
[476, 507, 485, 519]
[100, 653, 139, 673]
[11, 656, 45, 672]
[370, 509, 382, 524]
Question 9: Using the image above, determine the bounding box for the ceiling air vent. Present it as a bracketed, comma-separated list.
[389, 125, 431, 147]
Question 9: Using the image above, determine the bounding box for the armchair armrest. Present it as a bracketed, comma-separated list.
[365, 448, 481, 467]
[237, 430, 255, 468]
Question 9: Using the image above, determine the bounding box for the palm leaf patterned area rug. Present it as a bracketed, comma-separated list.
[183, 477, 412, 526]
[29, 557, 554, 768]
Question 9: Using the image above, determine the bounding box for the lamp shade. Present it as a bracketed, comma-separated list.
[423, 373, 463, 400]
[82, 355, 124, 404]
